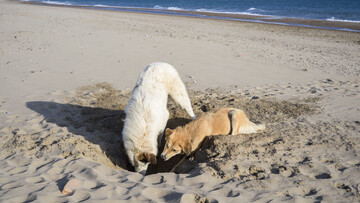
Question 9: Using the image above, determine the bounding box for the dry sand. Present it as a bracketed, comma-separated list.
[1, 0, 360, 202]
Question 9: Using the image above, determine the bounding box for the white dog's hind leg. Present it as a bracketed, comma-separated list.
[168, 77, 196, 119]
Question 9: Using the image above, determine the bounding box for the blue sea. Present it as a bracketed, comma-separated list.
[24, 0, 360, 23]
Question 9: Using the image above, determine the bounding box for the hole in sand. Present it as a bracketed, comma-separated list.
[22, 83, 320, 177]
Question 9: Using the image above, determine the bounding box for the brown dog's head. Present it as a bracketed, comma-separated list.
[161, 128, 192, 161]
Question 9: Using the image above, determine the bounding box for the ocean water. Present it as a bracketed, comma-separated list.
[25, 0, 360, 23]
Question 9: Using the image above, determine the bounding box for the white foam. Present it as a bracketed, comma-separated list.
[247, 7, 266, 13]
[93, 4, 109, 7]
[326, 17, 360, 23]
[195, 8, 265, 16]
[41, 0, 73, 6]
[168, 7, 182, 11]
[154, 6, 265, 16]
[195, 8, 209, 12]
[154, 5, 183, 11]
[153, 5, 165, 9]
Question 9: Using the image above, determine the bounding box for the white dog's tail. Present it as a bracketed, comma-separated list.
[229, 109, 265, 135]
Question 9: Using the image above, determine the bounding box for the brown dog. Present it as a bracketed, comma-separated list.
[161, 107, 265, 161]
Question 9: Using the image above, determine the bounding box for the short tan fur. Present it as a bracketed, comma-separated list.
[161, 107, 265, 161]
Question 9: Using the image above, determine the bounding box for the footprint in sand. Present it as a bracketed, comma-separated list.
[70, 190, 91, 202]
[8, 166, 27, 175]
[1, 181, 23, 190]
[25, 176, 45, 184]
[271, 164, 294, 177]
[6, 195, 29, 203]
[126, 173, 144, 182]
[143, 175, 165, 185]
[46, 167, 64, 175]
[208, 186, 240, 198]
[298, 164, 332, 179]
[84, 180, 106, 190]
[141, 187, 183, 202]
[180, 194, 208, 203]
[113, 186, 129, 197]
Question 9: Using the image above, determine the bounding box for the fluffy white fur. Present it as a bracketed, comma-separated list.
[122, 62, 196, 174]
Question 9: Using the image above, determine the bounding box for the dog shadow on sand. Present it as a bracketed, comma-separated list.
[26, 101, 194, 175]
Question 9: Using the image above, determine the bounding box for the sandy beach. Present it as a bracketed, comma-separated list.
[1, 0, 360, 202]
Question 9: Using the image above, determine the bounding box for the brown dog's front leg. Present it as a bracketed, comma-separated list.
[170, 155, 188, 173]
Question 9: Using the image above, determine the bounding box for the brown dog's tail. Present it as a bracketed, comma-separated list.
[229, 109, 265, 135]
[250, 122, 266, 132]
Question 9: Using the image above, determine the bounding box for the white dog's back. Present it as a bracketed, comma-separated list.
[132, 63, 196, 117]
[122, 62, 196, 173]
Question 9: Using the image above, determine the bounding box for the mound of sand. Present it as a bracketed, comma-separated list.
[3, 82, 319, 172]
[1, 81, 359, 201]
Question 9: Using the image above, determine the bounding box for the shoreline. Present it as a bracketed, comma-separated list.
[21, 0, 360, 33]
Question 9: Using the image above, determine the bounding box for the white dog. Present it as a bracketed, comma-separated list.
[122, 62, 196, 174]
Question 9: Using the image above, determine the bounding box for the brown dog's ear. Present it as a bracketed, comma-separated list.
[165, 128, 174, 138]
[137, 152, 157, 164]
